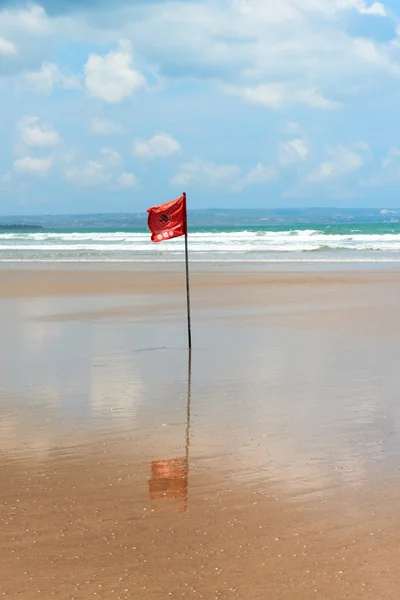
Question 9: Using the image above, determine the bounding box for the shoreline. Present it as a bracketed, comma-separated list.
[2, 266, 400, 296]
[2, 258, 400, 263]
[1, 259, 400, 280]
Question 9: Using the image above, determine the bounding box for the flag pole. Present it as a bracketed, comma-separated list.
[183, 192, 192, 350]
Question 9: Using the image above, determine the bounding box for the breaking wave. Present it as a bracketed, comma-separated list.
[2, 228, 400, 262]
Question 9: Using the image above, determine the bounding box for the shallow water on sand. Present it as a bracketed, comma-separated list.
[1, 271, 400, 598]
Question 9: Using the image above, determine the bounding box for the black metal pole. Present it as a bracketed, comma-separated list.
[183, 192, 192, 350]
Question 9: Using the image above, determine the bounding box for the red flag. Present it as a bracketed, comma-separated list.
[147, 194, 186, 243]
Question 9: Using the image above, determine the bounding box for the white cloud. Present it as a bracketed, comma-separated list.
[382, 146, 400, 168]
[246, 163, 276, 184]
[64, 147, 128, 188]
[90, 118, 123, 135]
[99, 147, 122, 167]
[360, 2, 386, 16]
[0, 5, 50, 35]
[25, 62, 81, 94]
[283, 122, 302, 135]
[307, 146, 366, 183]
[278, 138, 310, 165]
[362, 147, 400, 186]
[1, 0, 396, 110]
[17, 116, 61, 148]
[84, 42, 146, 103]
[171, 160, 240, 188]
[98, 0, 397, 110]
[233, 162, 277, 192]
[222, 83, 285, 109]
[236, 0, 387, 18]
[295, 88, 339, 110]
[352, 39, 400, 76]
[117, 172, 137, 188]
[222, 84, 339, 110]
[0, 36, 18, 57]
[133, 132, 181, 160]
[65, 161, 111, 187]
[13, 156, 53, 176]
[339, 0, 386, 16]
[172, 158, 276, 191]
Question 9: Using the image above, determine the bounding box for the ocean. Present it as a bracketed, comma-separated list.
[2, 222, 400, 262]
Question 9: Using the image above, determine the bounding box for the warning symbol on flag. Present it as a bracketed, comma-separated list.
[157, 212, 171, 226]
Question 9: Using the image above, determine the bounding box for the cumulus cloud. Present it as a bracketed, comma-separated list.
[0, 36, 17, 56]
[245, 163, 276, 184]
[0, 0, 398, 208]
[278, 138, 310, 165]
[117, 172, 137, 188]
[0, 0, 387, 18]
[95, 0, 396, 111]
[0, 5, 79, 78]
[222, 84, 339, 110]
[362, 147, 400, 186]
[233, 162, 277, 192]
[352, 39, 400, 77]
[307, 146, 366, 183]
[64, 147, 133, 188]
[90, 118, 123, 135]
[283, 122, 302, 135]
[133, 132, 181, 160]
[171, 160, 240, 188]
[1, 0, 397, 108]
[25, 62, 81, 94]
[84, 42, 146, 103]
[13, 156, 53, 176]
[171, 158, 276, 191]
[382, 146, 400, 168]
[17, 116, 61, 147]
[65, 160, 112, 187]
[0, 4, 51, 35]
[1, 1, 396, 85]
[99, 147, 122, 167]
[339, 0, 386, 16]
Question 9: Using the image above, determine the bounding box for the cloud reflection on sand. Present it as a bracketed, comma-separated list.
[1, 287, 400, 499]
[0, 296, 147, 460]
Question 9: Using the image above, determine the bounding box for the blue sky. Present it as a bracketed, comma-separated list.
[1, 0, 400, 214]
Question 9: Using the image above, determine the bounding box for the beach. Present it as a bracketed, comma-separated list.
[1, 265, 400, 599]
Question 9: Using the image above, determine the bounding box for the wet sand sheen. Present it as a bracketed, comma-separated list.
[1, 267, 400, 599]
[2, 446, 400, 600]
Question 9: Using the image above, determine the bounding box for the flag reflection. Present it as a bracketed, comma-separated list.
[149, 458, 188, 508]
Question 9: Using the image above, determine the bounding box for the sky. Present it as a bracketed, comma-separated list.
[1, 0, 400, 214]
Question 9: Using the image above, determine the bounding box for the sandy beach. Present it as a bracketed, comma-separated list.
[1, 266, 400, 599]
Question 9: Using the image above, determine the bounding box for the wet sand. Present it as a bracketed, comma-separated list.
[1, 267, 400, 599]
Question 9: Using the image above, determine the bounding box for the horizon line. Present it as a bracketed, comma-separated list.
[1, 207, 400, 219]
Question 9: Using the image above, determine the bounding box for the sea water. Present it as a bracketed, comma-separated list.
[3, 223, 400, 262]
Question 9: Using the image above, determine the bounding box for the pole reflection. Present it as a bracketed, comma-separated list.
[149, 351, 192, 512]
